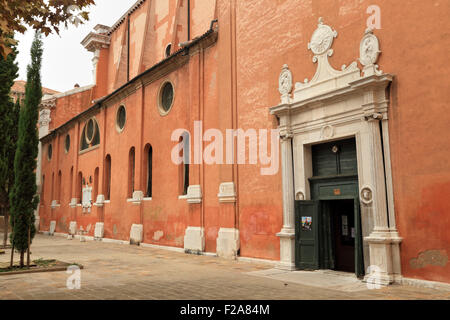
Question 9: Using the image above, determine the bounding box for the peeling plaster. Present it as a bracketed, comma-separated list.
[410, 250, 448, 269]
[153, 230, 164, 241]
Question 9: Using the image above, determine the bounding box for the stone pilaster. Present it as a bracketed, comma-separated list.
[276, 132, 296, 270]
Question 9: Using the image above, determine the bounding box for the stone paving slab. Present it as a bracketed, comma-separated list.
[0, 234, 449, 300]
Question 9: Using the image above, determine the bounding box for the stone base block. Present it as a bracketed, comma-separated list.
[276, 230, 296, 271]
[184, 227, 205, 253]
[49, 221, 56, 236]
[186, 185, 202, 204]
[94, 222, 104, 239]
[130, 224, 143, 245]
[216, 228, 240, 259]
[69, 221, 77, 235]
[94, 194, 105, 207]
[34, 216, 40, 232]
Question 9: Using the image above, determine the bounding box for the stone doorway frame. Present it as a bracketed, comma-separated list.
[270, 19, 402, 285]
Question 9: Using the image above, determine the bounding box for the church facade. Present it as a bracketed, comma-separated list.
[37, 0, 450, 286]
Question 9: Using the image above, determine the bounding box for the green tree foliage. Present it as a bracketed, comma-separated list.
[0, 36, 19, 247]
[9, 32, 43, 267]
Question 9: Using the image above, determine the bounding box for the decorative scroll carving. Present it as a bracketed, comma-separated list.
[308, 17, 337, 56]
[279, 64, 293, 104]
[279, 131, 293, 141]
[295, 18, 359, 92]
[360, 28, 382, 76]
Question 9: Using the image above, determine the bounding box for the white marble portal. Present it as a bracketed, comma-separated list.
[270, 19, 402, 284]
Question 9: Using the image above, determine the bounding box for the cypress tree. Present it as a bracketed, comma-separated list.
[0, 35, 19, 248]
[9, 32, 43, 267]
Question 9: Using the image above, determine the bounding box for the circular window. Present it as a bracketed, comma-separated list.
[159, 81, 174, 115]
[65, 134, 71, 153]
[48, 144, 53, 160]
[116, 105, 126, 132]
[85, 118, 96, 144]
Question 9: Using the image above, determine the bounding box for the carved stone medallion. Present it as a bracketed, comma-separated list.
[308, 18, 338, 56]
[278, 64, 293, 96]
[360, 29, 381, 66]
[360, 186, 374, 205]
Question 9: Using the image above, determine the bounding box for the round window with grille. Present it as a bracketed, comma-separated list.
[48, 144, 53, 160]
[65, 134, 70, 153]
[159, 81, 174, 115]
[116, 105, 126, 132]
[85, 118, 95, 144]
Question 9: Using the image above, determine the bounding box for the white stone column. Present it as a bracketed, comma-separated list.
[362, 116, 398, 285]
[276, 133, 296, 270]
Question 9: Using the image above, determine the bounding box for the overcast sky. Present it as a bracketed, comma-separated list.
[15, 0, 138, 93]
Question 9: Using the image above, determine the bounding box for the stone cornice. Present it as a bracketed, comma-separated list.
[270, 73, 393, 118]
[81, 30, 111, 52]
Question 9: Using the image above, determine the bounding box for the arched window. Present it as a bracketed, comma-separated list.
[128, 147, 135, 198]
[94, 167, 99, 201]
[104, 155, 111, 200]
[165, 43, 172, 58]
[179, 132, 190, 196]
[41, 175, 45, 205]
[69, 167, 74, 201]
[51, 172, 55, 201]
[77, 172, 83, 203]
[144, 144, 153, 198]
[57, 171, 62, 201]
[80, 117, 100, 151]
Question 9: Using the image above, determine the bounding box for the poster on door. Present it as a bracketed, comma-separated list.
[301, 216, 312, 231]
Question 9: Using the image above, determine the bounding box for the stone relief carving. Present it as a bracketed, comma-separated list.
[295, 18, 359, 91]
[82, 186, 93, 213]
[360, 28, 380, 66]
[321, 125, 335, 139]
[279, 131, 293, 141]
[360, 186, 374, 205]
[279, 64, 293, 104]
[359, 28, 382, 76]
[39, 109, 51, 127]
[308, 17, 338, 56]
[295, 191, 305, 201]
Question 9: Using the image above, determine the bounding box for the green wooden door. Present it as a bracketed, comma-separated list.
[295, 200, 320, 270]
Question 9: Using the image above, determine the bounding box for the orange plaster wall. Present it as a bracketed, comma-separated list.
[191, 0, 216, 39]
[39, 0, 450, 284]
[129, 1, 148, 79]
[50, 89, 94, 130]
[232, 0, 450, 281]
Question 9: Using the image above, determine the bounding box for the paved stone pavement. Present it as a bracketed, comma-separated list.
[0, 234, 449, 300]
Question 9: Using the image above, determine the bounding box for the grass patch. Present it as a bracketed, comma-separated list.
[0, 258, 83, 275]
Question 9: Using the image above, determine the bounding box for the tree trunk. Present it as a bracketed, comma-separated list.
[1, 207, 6, 248]
[10, 243, 14, 268]
[20, 250, 24, 268]
[3, 210, 8, 248]
[27, 226, 30, 267]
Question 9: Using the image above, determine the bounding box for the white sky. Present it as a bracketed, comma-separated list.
[15, 0, 138, 93]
